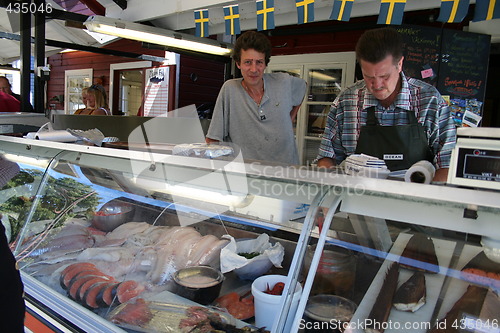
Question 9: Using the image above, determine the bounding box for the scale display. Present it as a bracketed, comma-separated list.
[448, 134, 500, 190]
[455, 148, 500, 182]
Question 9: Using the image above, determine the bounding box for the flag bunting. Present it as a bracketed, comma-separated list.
[437, 0, 470, 23]
[224, 5, 241, 35]
[296, 0, 315, 24]
[473, 0, 500, 21]
[377, 0, 407, 25]
[194, 9, 209, 37]
[256, 0, 275, 31]
[330, 0, 354, 21]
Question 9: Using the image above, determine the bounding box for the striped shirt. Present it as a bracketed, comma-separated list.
[317, 72, 456, 169]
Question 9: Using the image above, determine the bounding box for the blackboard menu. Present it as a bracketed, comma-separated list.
[396, 25, 491, 127]
[438, 30, 490, 126]
[396, 25, 441, 87]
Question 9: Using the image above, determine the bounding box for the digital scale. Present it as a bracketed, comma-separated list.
[448, 127, 500, 191]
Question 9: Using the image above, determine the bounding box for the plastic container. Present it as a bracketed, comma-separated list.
[304, 244, 356, 298]
[251, 274, 302, 332]
[304, 294, 357, 333]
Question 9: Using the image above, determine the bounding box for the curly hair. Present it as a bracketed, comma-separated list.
[355, 27, 403, 65]
[232, 31, 272, 65]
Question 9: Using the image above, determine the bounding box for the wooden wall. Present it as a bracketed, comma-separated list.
[46, 39, 165, 111]
[177, 55, 226, 112]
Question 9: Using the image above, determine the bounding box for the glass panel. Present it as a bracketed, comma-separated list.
[271, 69, 301, 77]
[307, 104, 329, 137]
[308, 68, 343, 102]
[12, 149, 309, 332]
[119, 70, 143, 116]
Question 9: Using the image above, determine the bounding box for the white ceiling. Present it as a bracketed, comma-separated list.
[0, 0, 499, 64]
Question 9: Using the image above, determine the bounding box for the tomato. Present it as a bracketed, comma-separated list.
[264, 282, 285, 295]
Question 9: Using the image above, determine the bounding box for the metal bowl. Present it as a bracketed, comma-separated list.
[173, 266, 224, 305]
[91, 200, 135, 232]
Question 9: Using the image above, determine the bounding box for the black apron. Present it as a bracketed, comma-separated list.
[355, 107, 434, 171]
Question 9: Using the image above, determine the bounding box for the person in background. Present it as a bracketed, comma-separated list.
[0, 155, 25, 332]
[74, 84, 110, 115]
[206, 31, 307, 165]
[0, 91, 20, 112]
[74, 87, 89, 114]
[316, 27, 456, 182]
[0, 76, 34, 113]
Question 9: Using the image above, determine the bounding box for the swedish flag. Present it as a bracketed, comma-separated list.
[194, 9, 209, 38]
[257, 0, 275, 31]
[473, 0, 500, 21]
[296, 0, 315, 24]
[329, 0, 354, 21]
[224, 5, 241, 35]
[377, 0, 406, 25]
[437, 0, 470, 23]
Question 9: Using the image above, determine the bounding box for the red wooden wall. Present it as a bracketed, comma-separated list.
[47, 39, 165, 111]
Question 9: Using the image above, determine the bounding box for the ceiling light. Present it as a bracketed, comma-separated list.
[84, 16, 232, 57]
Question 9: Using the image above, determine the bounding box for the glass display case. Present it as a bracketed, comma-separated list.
[1, 135, 499, 333]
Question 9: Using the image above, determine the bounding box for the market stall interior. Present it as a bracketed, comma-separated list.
[1, 133, 499, 333]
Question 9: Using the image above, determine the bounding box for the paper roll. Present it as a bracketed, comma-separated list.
[404, 160, 436, 184]
[35, 130, 78, 142]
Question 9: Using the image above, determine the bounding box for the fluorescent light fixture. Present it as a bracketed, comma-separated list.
[84, 15, 232, 57]
[0, 67, 20, 75]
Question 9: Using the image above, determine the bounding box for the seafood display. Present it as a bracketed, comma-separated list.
[349, 233, 455, 333]
[215, 291, 255, 320]
[393, 272, 426, 312]
[461, 251, 500, 290]
[109, 301, 266, 333]
[430, 285, 500, 332]
[399, 233, 439, 274]
[18, 219, 230, 309]
[365, 262, 399, 333]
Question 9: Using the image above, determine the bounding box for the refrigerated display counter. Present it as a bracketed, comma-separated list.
[0, 135, 499, 333]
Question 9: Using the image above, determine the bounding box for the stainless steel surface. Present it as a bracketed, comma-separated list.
[91, 199, 136, 232]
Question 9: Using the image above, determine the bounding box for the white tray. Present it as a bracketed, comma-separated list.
[349, 233, 456, 333]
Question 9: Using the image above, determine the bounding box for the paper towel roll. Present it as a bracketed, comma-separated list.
[404, 160, 436, 184]
[35, 130, 78, 142]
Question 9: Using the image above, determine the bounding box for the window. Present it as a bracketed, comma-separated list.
[64, 69, 93, 114]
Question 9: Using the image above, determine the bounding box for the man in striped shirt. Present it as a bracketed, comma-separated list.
[317, 27, 456, 182]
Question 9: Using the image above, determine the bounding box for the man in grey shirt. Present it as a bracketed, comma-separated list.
[206, 31, 307, 165]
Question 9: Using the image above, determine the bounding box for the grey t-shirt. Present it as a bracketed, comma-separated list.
[207, 72, 307, 165]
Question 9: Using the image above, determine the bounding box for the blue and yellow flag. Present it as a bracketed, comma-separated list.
[329, 0, 354, 21]
[473, 0, 500, 21]
[194, 9, 209, 37]
[296, 0, 315, 24]
[224, 5, 241, 35]
[256, 0, 275, 31]
[437, 0, 470, 23]
[377, 0, 406, 25]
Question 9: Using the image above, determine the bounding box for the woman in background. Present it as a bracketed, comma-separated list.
[74, 84, 110, 115]
[74, 87, 89, 114]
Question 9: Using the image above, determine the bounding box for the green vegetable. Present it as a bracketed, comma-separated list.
[238, 252, 260, 259]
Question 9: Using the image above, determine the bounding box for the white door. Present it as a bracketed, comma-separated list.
[267, 52, 355, 165]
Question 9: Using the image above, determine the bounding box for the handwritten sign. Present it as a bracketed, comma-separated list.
[397, 25, 490, 126]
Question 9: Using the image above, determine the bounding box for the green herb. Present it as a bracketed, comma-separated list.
[238, 252, 260, 259]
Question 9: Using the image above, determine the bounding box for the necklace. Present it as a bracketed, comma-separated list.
[242, 80, 264, 106]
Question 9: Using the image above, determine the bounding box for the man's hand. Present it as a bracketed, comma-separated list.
[317, 157, 336, 169]
[433, 168, 449, 183]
